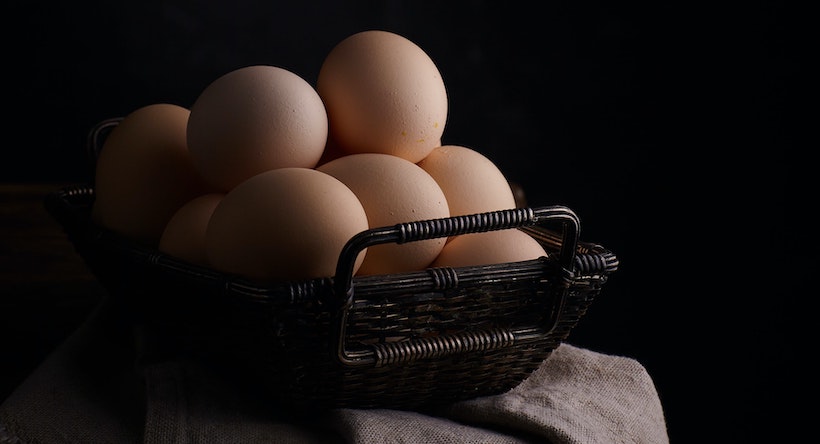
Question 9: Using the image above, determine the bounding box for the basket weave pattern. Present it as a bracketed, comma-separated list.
[45, 180, 617, 411]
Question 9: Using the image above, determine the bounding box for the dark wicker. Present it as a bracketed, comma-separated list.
[42, 119, 618, 412]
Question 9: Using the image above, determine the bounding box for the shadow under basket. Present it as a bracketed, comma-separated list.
[45, 183, 617, 413]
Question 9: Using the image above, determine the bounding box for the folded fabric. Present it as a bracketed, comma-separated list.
[1, 300, 669, 443]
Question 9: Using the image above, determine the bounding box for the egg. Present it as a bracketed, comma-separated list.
[187, 65, 329, 191]
[317, 30, 448, 163]
[317, 153, 450, 275]
[205, 168, 369, 281]
[91, 103, 213, 246]
[430, 229, 548, 268]
[158, 193, 225, 267]
[417, 145, 517, 218]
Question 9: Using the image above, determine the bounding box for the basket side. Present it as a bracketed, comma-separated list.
[43, 185, 617, 411]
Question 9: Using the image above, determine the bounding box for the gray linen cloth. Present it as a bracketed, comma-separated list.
[1, 301, 668, 444]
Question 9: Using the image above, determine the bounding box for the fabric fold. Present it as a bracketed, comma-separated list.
[1, 301, 668, 444]
[439, 344, 669, 444]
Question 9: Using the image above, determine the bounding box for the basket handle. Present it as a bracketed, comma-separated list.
[331, 205, 580, 367]
[86, 117, 123, 179]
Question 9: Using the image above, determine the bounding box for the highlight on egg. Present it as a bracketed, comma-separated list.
[205, 167, 369, 282]
[418, 145, 517, 219]
[317, 30, 448, 164]
[187, 65, 329, 191]
[317, 153, 450, 275]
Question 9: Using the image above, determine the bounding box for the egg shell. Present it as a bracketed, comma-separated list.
[187, 65, 329, 191]
[205, 167, 369, 281]
[430, 229, 548, 268]
[317, 30, 448, 163]
[91, 103, 214, 246]
[317, 153, 450, 275]
[159, 193, 225, 267]
[417, 145, 517, 218]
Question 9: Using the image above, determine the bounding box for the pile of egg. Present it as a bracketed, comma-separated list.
[91, 30, 547, 282]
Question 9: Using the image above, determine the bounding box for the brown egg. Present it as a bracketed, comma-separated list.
[317, 153, 450, 275]
[187, 65, 329, 191]
[430, 229, 548, 268]
[205, 168, 369, 281]
[317, 30, 448, 163]
[158, 193, 224, 267]
[91, 103, 213, 246]
[417, 145, 517, 218]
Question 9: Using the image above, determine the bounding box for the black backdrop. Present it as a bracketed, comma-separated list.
[4, 1, 808, 442]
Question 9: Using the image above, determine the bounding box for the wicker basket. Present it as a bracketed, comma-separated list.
[43, 119, 619, 412]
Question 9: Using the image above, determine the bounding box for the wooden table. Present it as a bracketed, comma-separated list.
[1, 183, 105, 401]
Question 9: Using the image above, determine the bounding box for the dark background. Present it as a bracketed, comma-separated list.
[3, 1, 808, 442]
